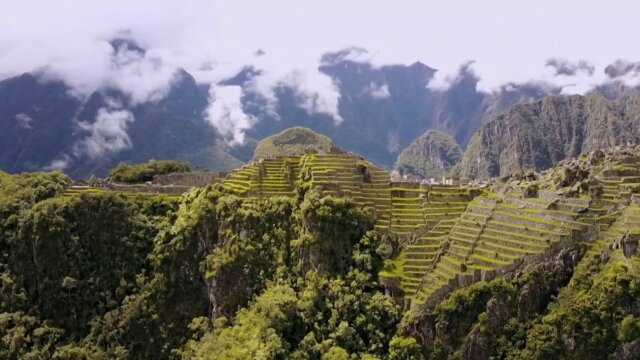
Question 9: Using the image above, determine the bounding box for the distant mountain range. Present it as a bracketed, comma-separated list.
[241, 57, 556, 168]
[0, 71, 250, 178]
[1, 40, 638, 178]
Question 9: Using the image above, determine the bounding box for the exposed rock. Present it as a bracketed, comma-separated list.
[621, 233, 640, 258]
[522, 183, 539, 198]
[486, 298, 509, 330]
[516, 248, 580, 321]
[589, 149, 605, 164]
[454, 91, 640, 179]
[615, 338, 640, 360]
[395, 129, 463, 179]
[460, 327, 490, 360]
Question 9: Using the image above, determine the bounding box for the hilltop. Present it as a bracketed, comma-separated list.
[394, 129, 462, 179]
[252, 126, 334, 160]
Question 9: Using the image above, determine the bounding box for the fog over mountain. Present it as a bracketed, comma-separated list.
[2, 1, 640, 177]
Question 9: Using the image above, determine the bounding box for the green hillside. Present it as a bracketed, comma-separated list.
[252, 127, 334, 160]
[2, 146, 640, 359]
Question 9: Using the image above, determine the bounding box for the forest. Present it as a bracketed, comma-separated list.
[1, 169, 638, 359]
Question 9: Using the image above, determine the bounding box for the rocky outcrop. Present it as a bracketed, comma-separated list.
[455, 91, 640, 179]
[394, 129, 462, 179]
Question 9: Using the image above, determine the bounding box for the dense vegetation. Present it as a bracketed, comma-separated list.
[394, 129, 462, 179]
[108, 160, 191, 183]
[252, 127, 334, 160]
[0, 169, 404, 359]
[2, 159, 639, 359]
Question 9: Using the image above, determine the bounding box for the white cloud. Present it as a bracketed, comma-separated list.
[1, 0, 640, 133]
[14, 113, 34, 129]
[74, 107, 134, 159]
[37, 38, 179, 104]
[364, 82, 391, 99]
[45, 154, 72, 171]
[428, 61, 477, 91]
[204, 85, 256, 145]
[279, 70, 344, 124]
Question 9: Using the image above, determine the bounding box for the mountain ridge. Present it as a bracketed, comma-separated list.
[454, 90, 640, 179]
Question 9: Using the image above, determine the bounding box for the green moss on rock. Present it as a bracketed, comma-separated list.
[252, 127, 334, 160]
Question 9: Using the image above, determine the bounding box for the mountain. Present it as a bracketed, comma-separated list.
[0, 46, 561, 177]
[252, 126, 333, 160]
[0, 71, 247, 178]
[454, 90, 640, 179]
[240, 55, 556, 168]
[394, 129, 462, 179]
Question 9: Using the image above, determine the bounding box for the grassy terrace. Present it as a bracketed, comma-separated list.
[217, 153, 616, 309]
[587, 204, 640, 258]
[405, 193, 595, 309]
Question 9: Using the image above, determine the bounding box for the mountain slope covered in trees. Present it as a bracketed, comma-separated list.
[252, 127, 334, 160]
[2, 144, 640, 359]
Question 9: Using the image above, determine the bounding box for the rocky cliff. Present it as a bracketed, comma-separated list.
[394, 129, 462, 179]
[454, 91, 640, 179]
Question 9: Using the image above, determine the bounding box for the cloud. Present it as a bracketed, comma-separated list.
[279, 70, 344, 124]
[74, 107, 134, 159]
[320, 47, 371, 65]
[1, 0, 640, 136]
[242, 67, 344, 131]
[14, 113, 34, 129]
[204, 85, 257, 145]
[39, 38, 180, 104]
[428, 61, 478, 91]
[545, 58, 595, 76]
[364, 81, 391, 99]
[604, 59, 640, 79]
[45, 154, 72, 171]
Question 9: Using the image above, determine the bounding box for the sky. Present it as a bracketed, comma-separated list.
[2, 0, 640, 144]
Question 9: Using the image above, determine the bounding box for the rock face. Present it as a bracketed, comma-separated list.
[252, 127, 334, 160]
[394, 129, 462, 179]
[454, 91, 640, 179]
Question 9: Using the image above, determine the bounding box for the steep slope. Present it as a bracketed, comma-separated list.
[394, 129, 462, 179]
[252, 126, 333, 160]
[243, 56, 555, 168]
[4, 147, 640, 359]
[455, 91, 640, 179]
[0, 47, 560, 176]
[0, 73, 82, 172]
[0, 71, 244, 178]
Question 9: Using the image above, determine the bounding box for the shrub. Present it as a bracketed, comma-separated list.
[108, 160, 190, 183]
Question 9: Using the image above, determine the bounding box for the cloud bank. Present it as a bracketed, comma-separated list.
[2, 0, 640, 143]
[204, 85, 256, 145]
[545, 58, 595, 77]
[74, 107, 135, 159]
